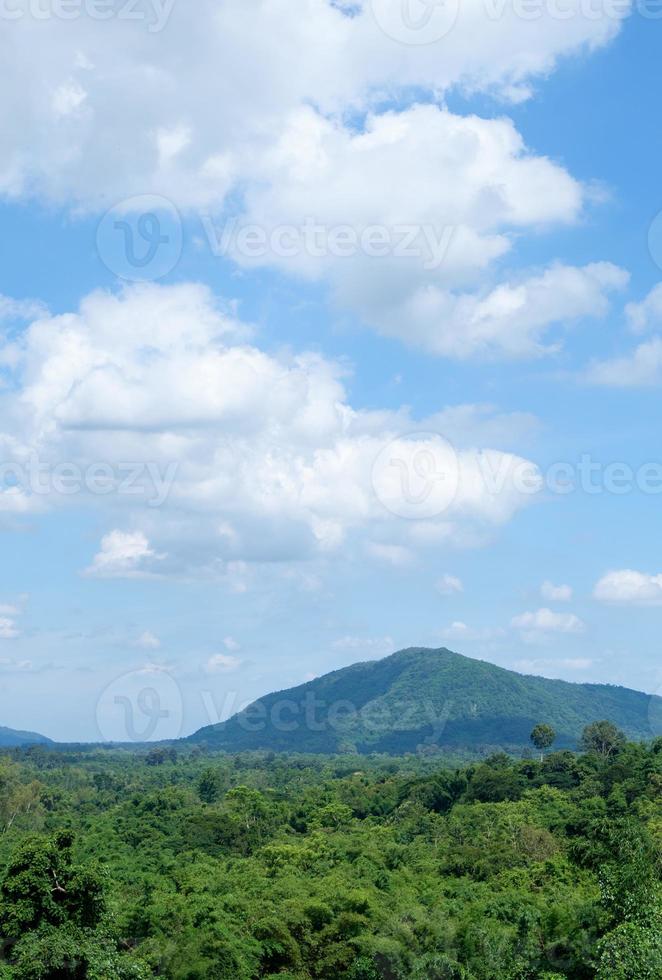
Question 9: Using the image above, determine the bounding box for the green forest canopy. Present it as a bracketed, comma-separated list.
[0, 723, 659, 978]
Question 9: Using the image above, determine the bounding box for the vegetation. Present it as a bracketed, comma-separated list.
[189, 648, 662, 754]
[0, 721, 659, 977]
[530, 724, 557, 761]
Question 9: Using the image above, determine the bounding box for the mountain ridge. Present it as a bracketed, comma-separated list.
[0, 724, 53, 748]
[187, 647, 661, 754]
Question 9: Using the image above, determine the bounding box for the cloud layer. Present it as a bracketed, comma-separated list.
[0, 283, 542, 577]
[0, 3, 630, 361]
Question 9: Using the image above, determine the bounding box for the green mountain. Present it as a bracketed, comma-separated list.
[188, 647, 662, 754]
[0, 725, 53, 748]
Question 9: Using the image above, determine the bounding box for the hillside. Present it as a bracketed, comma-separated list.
[0, 725, 52, 748]
[188, 647, 661, 754]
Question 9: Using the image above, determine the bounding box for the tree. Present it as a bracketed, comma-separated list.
[145, 746, 177, 766]
[0, 832, 105, 937]
[197, 766, 225, 804]
[0, 832, 150, 977]
[580, 721, 625, 758]
[530, 724, 556, 761]
[596, 919, 662, 979]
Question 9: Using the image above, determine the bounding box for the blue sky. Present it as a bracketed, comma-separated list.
[1, 2, 661, 741]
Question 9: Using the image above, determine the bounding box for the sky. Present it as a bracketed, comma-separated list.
[1, 0, 662, 742]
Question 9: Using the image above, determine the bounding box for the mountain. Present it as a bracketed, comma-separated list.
[188, 647, 662, 755]
[0, 725, 53, 748]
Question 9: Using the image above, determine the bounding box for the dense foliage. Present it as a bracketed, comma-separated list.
[0, 729, 659, 978]
[190, 648, 662, 754]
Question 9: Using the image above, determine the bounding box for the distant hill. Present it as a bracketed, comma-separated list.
[188, 647, 662, 755]
[0, 725, 53, 748]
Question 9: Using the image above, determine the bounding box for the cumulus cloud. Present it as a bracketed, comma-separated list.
[84, 530, 163, 579]
[511, 607, 585, 643]
[436, 574, 464, 596]
[585, 284, 662, 386]
[440, 621, 504, 643]
[0, 1, 626, 207]
[332, 635, 394, 654]
[0, 618, 20, 640]
[0, 6, 629, 360]
[0, 295, 46, 325]
[135, 630, 161, 650]
[230, 106, 625, 358]
[626, 283, 662, 334]
[0, 596, 28, 639]
[586, 336, 662, 388]
[541, 581, 573, 602]
[365, 542, 414, 566]
[0, 283, 544, 578]
[206, 653, 242, 674]
[593, 569, 662, 605]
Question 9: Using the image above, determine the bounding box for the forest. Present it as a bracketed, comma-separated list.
[0, 723, 659, 979]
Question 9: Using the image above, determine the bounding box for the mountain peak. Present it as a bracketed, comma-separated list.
[187, 648, 660, 755]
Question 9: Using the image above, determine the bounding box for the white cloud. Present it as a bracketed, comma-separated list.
[586, 336, 662, 388]
[332, 635, 394, 654]
[0, 618, 20, 640]
[206, 653, 242, 674]
[354, 260, 626, 360]
[232, 105, 625, 359]
[541, 581, 572, 602]
[0, 2, 626, 208]
[423, 404, 539, 450]
[440, 621, 504, 643]
[626, 283, 662, 334]
[0, 283, 543, 578]
[52, 80, 87, 119]
[135, 630, 161, 650]
[593, 569, 662, 606]
[436, 574, 464, 596]
[366, 542, 414, 566]
[0, 295, 46, 325]
[85, 530, 163, 579]
[223, 636, 240, 652]
[0, 7, 629, 362]
[511, 607, 585, 643]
